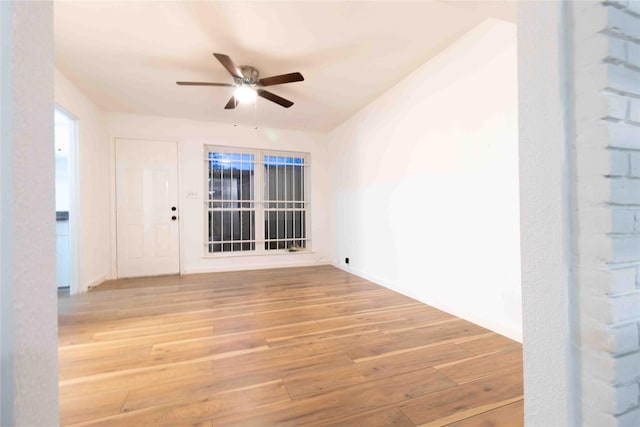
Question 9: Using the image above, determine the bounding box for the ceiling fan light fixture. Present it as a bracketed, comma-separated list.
[234, 85, 256, 103]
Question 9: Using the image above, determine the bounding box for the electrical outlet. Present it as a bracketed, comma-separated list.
[345, 257, 349, 265]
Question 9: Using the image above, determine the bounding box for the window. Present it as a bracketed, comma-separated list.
[206, 151, 255, 253]
[205, 147, 309, 254]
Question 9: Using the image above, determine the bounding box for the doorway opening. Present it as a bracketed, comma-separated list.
[55, 107, 78, 296]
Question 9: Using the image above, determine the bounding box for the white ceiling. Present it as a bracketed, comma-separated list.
[54, 1, 515, 132]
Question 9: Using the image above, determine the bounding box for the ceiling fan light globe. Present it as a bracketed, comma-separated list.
[234, 86, 257, 103]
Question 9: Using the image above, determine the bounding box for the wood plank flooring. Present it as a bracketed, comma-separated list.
[58, 265, 523, 426]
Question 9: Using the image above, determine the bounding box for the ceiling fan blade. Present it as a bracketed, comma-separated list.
[258, 72, 304, 87]
[213, 53, 244, 80]
[257, 89, 294, 108]
[224, 96, 238, 110]
[176, 81, 234, 87]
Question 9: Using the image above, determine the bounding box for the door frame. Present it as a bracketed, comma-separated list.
[54, 105, 80, 295]
[109, 136, 182, 279]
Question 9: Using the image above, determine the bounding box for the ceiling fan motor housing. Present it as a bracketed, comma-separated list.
[238, 66, 259, 85]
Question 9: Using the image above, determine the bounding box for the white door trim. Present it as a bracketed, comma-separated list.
[54, 104, 80, 294]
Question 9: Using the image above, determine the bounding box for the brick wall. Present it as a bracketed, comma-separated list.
[573, 1, 640, 425]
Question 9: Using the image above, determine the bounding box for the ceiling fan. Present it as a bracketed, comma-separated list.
[177, 53, 304, 109]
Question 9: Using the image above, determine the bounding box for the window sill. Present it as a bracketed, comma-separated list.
[202, 249, 314, 259]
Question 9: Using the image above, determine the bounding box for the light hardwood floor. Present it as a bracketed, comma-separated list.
[58, 265, 523, 426]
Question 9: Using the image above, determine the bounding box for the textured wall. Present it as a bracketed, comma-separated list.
[518, 1, 579, 425]
[0, 1, 59, 425]
[520, 1, 640, 425]
[0, 2, 5, 420]
[572, 1, 640, 425]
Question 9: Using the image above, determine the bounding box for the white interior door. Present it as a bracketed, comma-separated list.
[116, 139, 179, 278]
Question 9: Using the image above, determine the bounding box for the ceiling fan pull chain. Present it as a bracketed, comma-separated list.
[254, 96, 258, 130]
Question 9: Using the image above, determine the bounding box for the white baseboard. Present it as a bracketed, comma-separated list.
[332, 263, 522, 342]
[82, 274, 110, 293]
[181, 260, 331, 275]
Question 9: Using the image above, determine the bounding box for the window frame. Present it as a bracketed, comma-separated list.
[203, 145, 311, 257]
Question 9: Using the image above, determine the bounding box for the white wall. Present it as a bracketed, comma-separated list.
[55, 69, 111, 292]
[0, 1, 58, 425]
[518, 2, 577, 425]
[55, 112, 72, 211]
[0, 3, 4, 418]
[327, 19, 521, 340]
[55, 157, 69, 211]
[103, 112, 331, 275]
